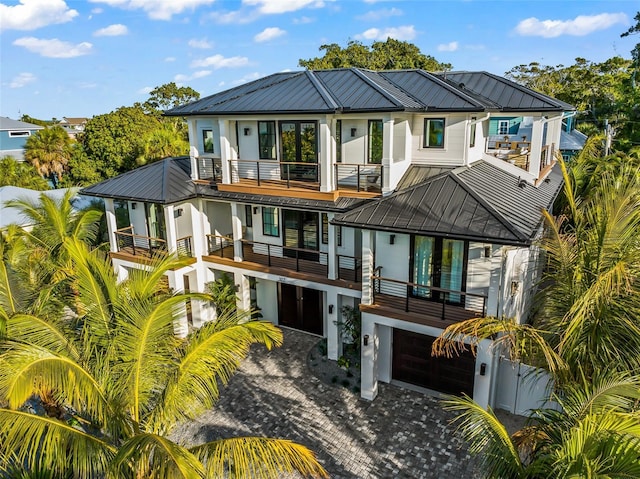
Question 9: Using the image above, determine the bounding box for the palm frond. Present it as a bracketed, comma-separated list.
[113, 433, 204, 479]
[190, 436, 328, 479]
[0, 409, 116, 478]
[4, 313, 80, 359]
[150, 317, 282, 431]
[442, 395, 526, 478]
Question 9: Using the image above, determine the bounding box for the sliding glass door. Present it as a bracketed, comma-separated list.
[412, 236, 466, 304]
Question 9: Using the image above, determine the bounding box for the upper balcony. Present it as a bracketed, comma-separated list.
[113, 226, 194, 262]
[485, 136, 556, 178]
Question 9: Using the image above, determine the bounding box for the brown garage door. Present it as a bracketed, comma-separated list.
[392, 329, 475, 396]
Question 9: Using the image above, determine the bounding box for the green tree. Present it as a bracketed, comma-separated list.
[445, 373, 640, 479]
[299, 38, 452, 71]
[19, 114, 54, 127]
[621, 11, 640, 66]
[143, 82, 200, 114]
[0, 156, 49, 190]
[59, 144, 104, 187]
[82, 105, 162, 178]
[136, 122, 190, 166]
[24, 126, 74, 187]
[0, 240, 327, 478]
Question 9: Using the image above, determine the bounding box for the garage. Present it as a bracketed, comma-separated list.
[392, 329, 475, 396]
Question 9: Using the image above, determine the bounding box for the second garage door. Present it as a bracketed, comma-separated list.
[392, 329, 475, 396]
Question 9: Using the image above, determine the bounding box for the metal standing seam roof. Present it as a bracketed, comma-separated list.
[0, 117, 44, 131]
[333, 161, 564, 246]
[165, 68, 574, 117]
[80, 157, 198, 204]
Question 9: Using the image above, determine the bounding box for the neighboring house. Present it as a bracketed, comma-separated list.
[0, 186, 96, 230]
[0, 117, 43, 161]
[58, 117, 89, 139]
[81, 68, 571, 410]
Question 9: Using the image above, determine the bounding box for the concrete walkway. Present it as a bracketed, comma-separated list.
[175, 329, 480, 478]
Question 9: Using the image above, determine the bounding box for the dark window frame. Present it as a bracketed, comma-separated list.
[368, 119, 383, 164]
[202, 129, 214, 154]
[258, 120, 276, 160]
[262, 207, 279, 237]
[336, 119, 342, 163]
[470, 117, 476, 148]
[423, 118, 445, 149]
[245, 204, 253, 228]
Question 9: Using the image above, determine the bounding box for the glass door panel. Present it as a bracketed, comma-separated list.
[413, 236, 434, 298]
[440, 239, 464, 304]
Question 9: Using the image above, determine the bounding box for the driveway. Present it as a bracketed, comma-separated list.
[174, 328, 480, 478]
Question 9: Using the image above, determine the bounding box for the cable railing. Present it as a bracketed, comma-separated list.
[229, 159, 320, 189]
[196, 157, 223, 182]
[241, 239, 328, 276]
[115, 226, 167, 257]
[335, 163, 383, 192]
[337, 254, 362, 282]
[206, 234, 234, 258]
[372, 275, 487, 322]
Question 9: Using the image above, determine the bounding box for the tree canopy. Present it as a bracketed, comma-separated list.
[24, 126, 74, 187]
[299, 38, 452, 71]
[0, 156, 49, 190]
[143, 82, 200, 114]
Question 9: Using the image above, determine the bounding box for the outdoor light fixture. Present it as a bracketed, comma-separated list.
[363, 334, 369, 346]
[328, 304, 334, 314]
[480, 363, 487, 376]
[511, 280, 519, 296]
[389, 234, 395, 245]
[350, 128, 357, 137]
[244, 127, 251, 136]
[174, 208, 183, 218]
[131, 203, 136, 209]
[253, 206, 259, 214]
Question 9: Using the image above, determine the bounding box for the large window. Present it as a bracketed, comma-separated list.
[245, 204, 253, 228]
[412, 235, 467, 304]
[368, 120, 383, 164]
[262, 207, 279, 237]
[258, 121, 276, 159]
[336, 119, 342, 163]
[202, 129, 214, 154]
[423, 118, 445, 148]
[280, 121, 317, 163]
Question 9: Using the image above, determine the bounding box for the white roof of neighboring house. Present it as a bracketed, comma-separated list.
[0, 117, 44, 131]
[0, 186, 98, 229]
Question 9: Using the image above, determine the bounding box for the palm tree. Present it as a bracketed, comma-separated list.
[24, 126, 73, 187]
[444, 372, 640, 479]
[0, 240, 327, 478]
[433, 156, 640, 384]
[0, 156, 49, 190]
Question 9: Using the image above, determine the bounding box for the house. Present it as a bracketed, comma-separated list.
[81, 68, 571, 409]
[58, 117, 89, 139]
[0, 117, 43, 161]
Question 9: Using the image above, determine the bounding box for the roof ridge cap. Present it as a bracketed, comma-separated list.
[414, 70, 487, 108]
[304, 70, 340, 110]
[350, 68, 406, 108]
[452, 165, 529, 241]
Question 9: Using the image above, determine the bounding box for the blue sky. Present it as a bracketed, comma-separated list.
[1, 0, 637, 120]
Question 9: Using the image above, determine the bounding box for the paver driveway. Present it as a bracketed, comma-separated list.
[174, 328, 480, 478]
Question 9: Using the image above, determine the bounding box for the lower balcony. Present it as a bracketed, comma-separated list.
[114, 227, 193, 260]
[365, 275, 487, 328]
[204, 234, 361, 283]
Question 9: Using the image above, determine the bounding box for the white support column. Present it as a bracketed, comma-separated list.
[234, 271, 251, 315]
[188, 119, 198, 180]
[230, 202, 244, 262]
[167, 270, 189, 337]
[487, 247, 506, 318]
[381, 115, 394, 194]
[164, 205, 177, 254]
[188, 201, 204, 258]
[319, 117, 333, 192]
[218, 119, 232, 184]
[327, 213, 337, 280]
[104, 198, 118, 253]
[361, 229, 375, 305]
[326, 289, 340, 360]
[545, 114, 563, 157]
[528, 116, 544, 178]
[473, 339, 494, 409]
[360, 315, 378, 401]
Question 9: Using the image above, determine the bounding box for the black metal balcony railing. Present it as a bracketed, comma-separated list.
[230, 159, 320, 190]
[206, 234, 234, 258]
[115, 227, 193, 258]
[372, 275, 487, 322]
[196, 157, 223, 182]
[335, 164, 383, 192]
[337, 254, 362, 282]
[241, 240, 328, 276]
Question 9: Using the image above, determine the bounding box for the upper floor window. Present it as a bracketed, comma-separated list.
[470, 117, 476, 148]
[280, 121, 317, 163]
[498, 120, 509, 136]
[202, 129, 214, 154]
[245, 204, 253, 228]
[262, 207, 279, 237]
[423, 118, 445, 148]
[336, 119, 342, 163]
[321, 213, 342, 246]
[368, 120, 383, 164]
[258, 121, 276, 160]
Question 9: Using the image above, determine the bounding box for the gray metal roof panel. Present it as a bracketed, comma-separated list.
[80, 157, 197, 204]
[0, 116, 44, 131]
[560, 128, 587, 151]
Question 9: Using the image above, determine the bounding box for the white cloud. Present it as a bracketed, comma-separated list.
[138, 86, 153, 94]
[293, 16, 313, 24]
[254, 27, 286, 42]
[0, 0, 78, 31]
[437, 41, 458, 52]
[191, 54, 249, 69]
[9, 72, 37, 88]
[165, 56, 176, 62]
[355, 25, 416, 41]
[174, 70, 212, 83]
[88, 0, 216, 20]
[231, 71, 263, 85]
[357, 8, 402, 22]
[243, 0, 328, 14]
[93, 23, 128, 36]
[208, 8, 259, 24]
[515, 12, 628, 38]
[91, 7, 103, 14]
[188, 38, 213, 48]
[13, 37, 93, 58]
